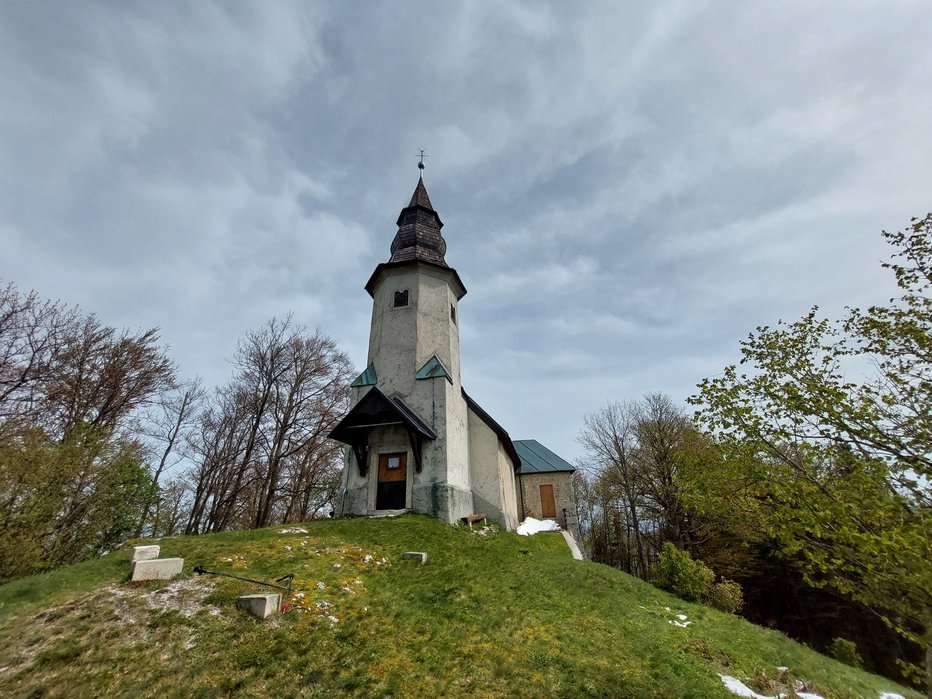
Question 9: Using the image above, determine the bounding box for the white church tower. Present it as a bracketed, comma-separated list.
[330, 168, 581, 533]
[331, 169, 479, 524]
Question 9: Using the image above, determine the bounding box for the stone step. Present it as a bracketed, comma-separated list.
[237, 593, 282, 620]
[132, 545, 160, 561]
[131, 557, 184, 581]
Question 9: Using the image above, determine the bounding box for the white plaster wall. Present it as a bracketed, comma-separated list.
[496, 447, 519, 530]
[367, 269, 420, 398]
[355, 262, 472, 523]
[466, 407, 506, 525]
[441, 379, 470, 491]
[466, 407, 519, 531]
[367, 264, 462, 393]
[366, 264, 471, 491]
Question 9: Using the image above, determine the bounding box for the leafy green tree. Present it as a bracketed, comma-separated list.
[0, 284, 174, 580]
[653, 541, 715, 602]
[687, 215, 931, 685]
[0, 423, 156, 580]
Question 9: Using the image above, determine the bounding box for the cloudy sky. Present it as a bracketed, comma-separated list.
[2, 1, 930, 464]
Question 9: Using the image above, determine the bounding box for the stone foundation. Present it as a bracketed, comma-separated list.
[412, 482, 473, 524]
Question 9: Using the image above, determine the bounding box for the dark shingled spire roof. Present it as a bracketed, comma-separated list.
[408, 176, 434, 209]
[389, 175, 447, 266]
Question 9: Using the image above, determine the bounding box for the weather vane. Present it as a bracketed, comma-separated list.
[416, 149, 428, 171]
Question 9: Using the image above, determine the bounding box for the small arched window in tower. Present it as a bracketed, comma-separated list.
[450, 303, 456, 324]
[393, 290, 409, 308]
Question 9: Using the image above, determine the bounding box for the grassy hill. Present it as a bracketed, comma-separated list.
[0, 515, 918, 698]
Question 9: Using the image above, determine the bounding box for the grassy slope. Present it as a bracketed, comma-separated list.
[0, 515, 917, 698]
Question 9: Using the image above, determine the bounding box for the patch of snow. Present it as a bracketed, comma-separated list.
[316, 581, 326, 590]
[879, 694, 906, 699]
[516, 517, 561, 536]
[669, 620, 691, 627]
[279, 527, 308, 534]
[332, 563, 341, 569]
[719, 675, 826, 699]
[676, 614, 688, 621]
[363, 554, 373, 563]
[720, 676, 771, 698]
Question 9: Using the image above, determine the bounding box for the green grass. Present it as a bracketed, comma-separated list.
[0, 515, 918, 698]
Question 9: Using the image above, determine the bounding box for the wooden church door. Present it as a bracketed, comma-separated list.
[539, 484, 556, 518]
[376, 452, 407, 510]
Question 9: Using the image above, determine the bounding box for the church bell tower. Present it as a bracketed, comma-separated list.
[330, 167, 475, 523]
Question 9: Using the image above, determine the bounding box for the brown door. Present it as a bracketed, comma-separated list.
[376, 452, 407, 510]
[539, 484, 556, 518]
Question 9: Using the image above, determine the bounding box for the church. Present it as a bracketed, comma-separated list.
[330, 169, 576, 532]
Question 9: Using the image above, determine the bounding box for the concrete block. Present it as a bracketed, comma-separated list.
[132, 545, 160, 561]
[402, 551, 427, 564]
[131, 557, 184, 581]
[237, 593, 282, 620]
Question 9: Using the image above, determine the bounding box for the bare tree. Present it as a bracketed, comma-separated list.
[578, 394, 701, 578]
[0, 284, 176, 579]
[578, 401, 650, 577]
[135, 378, 205, 535]
[632, 393, 694, 550]
[185, 317, 353, 533]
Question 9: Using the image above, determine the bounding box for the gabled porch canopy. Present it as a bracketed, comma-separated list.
[329, 386, 437, 476]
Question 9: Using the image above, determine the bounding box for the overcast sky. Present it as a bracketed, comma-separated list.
[2, 1, 930, 465]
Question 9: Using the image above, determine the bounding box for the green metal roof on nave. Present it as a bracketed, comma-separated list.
[513, 439, 576, 475]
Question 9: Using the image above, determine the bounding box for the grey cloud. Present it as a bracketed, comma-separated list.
[1, 1, 930, 463]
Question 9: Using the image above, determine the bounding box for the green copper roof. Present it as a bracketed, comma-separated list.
[351, 363, 378, 387]
[514, 439, 575, 475]
[415, 355, 452, 383]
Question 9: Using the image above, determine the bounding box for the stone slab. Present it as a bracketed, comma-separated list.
[132, 545, 160, 562]
[402, 551, 427, 564]
[237, 593, 282, 620]
[131, 557, 184, 581]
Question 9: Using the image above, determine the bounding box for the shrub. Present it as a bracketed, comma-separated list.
[707, 578, 744, 613]
[652, 542, 715, 602]
[830, 637, 862, 668]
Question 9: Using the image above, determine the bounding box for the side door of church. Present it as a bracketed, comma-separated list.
[376, 452, 407, 510]
[539, 484, 556, 519]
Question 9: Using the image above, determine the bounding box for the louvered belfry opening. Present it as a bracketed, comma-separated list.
[389, 176, 448, 266]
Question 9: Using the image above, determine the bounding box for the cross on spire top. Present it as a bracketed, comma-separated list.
[416, 149, 428, 171]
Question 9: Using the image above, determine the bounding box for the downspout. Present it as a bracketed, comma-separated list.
[340, 448, 349, 516]
[518, 472, 526, 522]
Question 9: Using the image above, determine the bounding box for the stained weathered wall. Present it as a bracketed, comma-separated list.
[339, 261, 473, 523]
[366, 264, 462, 393]
[466, 406, 519, 530]
[496, 445, 519, 530]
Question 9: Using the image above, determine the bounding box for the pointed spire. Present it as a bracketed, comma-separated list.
[408, 175, 434, 210]
[389, 175, 448, 266]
